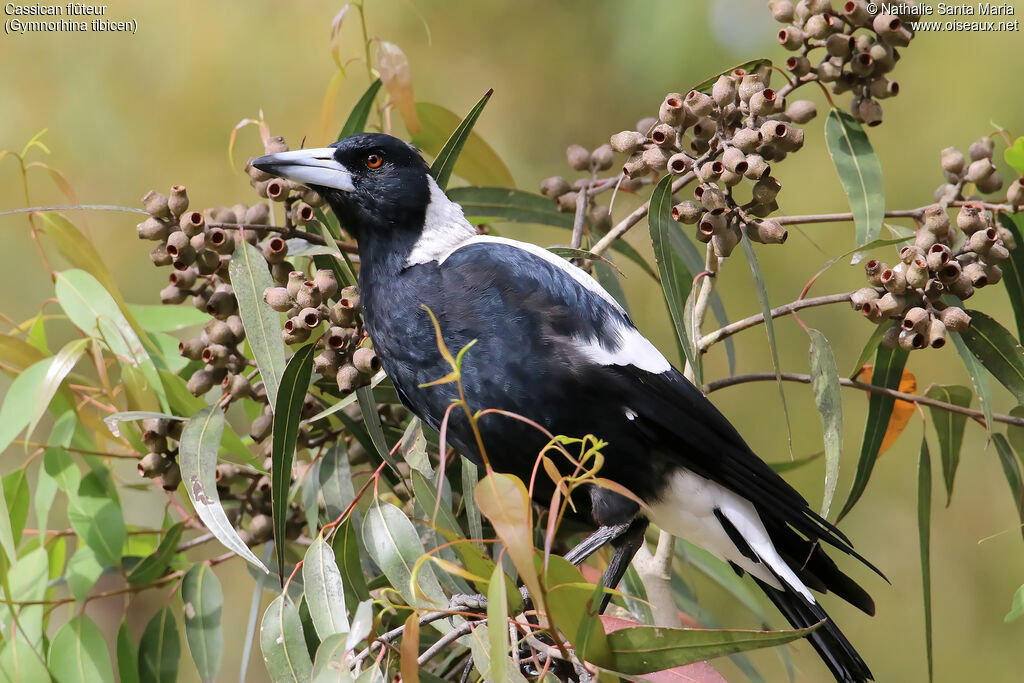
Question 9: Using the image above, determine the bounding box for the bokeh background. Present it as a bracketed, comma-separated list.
[2, 0, 1024, 680]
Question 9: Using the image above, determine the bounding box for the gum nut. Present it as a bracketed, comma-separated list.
[262, 236, 289, 263]
[842, 0, 870, 26]
[659, 93, 686, 126]
[671, 201, 703, 224]
[752, 219, 788, 244]
[137, 217, 170, 241]
[667, 152, 694, 175]
[265, 136, 289, 154]
[744, 154, 769, 180]
[898, 328, 925, 351]
[246, 158, 272, 182]
[922, 205, 950, 234]
[976, 172, 1004, 195]
[150, 244, 172, 267]
[610, 130, 646, 154]
[540, 176, 571, 198]
[566, 144, 591, 171]
[159, 285, 187, 305]
[636, 117, 658, 135]
[785, 55, 811, 77]
[263, 287, 293, 312]
[353, 347, 380, 375]
[914, 230, 937, 251]
[940, 146, 965, 175]
[266, 178, 288, 201]
[207, 227, 235, 255]
[244, 202, 270, 225]
[187, 369, 215, 396]
[968, 136, 995, 161]
[205, 319, 235, 345]
[650, 123, 677, 148]
[1007, 178, 1024, 206]
[336, 363, 361, 394]
[777, 26, 805, 50]
[296, 281, 323, 308]
[805, 13, 829, 39]
[868, 77, 899, 100]
[938, 306, 971, 332]
[298, 307, 322, 329]
[786, 100, 817, 124]
[731, 128, 762, 154]
[160, 462, 182, 491]
[964, 159, 996, 184]
[641, 146, 671, 171]
[282, 319, 311, 344]
[737, 74, 765, 103]
[168, 185, 189, 215]
[556, 191, 579, 212]
[856, 98, 883, 126]
[142, 190, 170, 218]
[292, 201, 314, 225]
[851, 287, 881, 309]
[927, 318, 947, 349]
[684, 90, 714, 119]
[712, 76, 737, 107]
[933, 183, 959, 204]
[179, 210, 206, 237]
[881, 326, 901, 349]
[901, 306, 929, 332]
[768, 0, 795, 22]
[313, 349, 341, 377]
[313, 269, 339, 299]
[956, 204, 986, 233]
[826, 33, 854, 58]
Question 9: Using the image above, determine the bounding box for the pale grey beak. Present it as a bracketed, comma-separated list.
[251, 147, 355, 192]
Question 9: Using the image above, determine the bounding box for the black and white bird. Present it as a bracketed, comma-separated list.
[254, 133, 881, 682]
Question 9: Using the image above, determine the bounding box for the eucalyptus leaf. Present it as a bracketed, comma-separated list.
[996, 214, 1024, 342]
[229, 241, 286, 406]
[824, 109, 885, 263]
[272, 343, 317, 576]
[260, 595, 314, 683]
[117, 620, 140, 683]
[338, 79, 382, 139]
[67, 472, 125, 567]
[48, 615, 115, 683]
[180, 405, 268, 572]
[993, 433, 1024, 541]
[138, 607, 180, 683]
[127, 522, 184, 585]
[960, 310, 1024, 403]
[302, 535, 350, 639]
[917, 438, 933, 683]
[924, 385, 972, 505]
[182, 563, 224, 683]
[949, 326, 994, 438]
[807, 329, 842, 518]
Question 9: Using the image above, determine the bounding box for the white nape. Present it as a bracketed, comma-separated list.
[647, 469, 816, 602]
[405, 177, 477, 266]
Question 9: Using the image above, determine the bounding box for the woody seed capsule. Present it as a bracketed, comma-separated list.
[964, 159, 996, 184]
[592, 144, 615, 171]
[650, 123, 677, 148]
[749, 219, 788, 244]
[671, 201, 703, 224]
[659, 93, 686, 126]
[864, 259, 886, 287]
[940, 147, 965, 175]
[667, 153, 694, 175]
[968, 136, 995, 161]
[712, 76, 737, 107]
[566, 145, 591, 171]
[730, 128, 762, 154]
[610, 131, 646, 154]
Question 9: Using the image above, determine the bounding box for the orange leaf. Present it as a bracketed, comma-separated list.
[858, 364, 917, 455]
[377, 41, 420, 133]
[400, 612, 420, 683]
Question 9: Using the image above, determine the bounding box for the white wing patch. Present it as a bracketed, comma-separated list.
[647, 469, 816, 602]
[572, 326, 671, 374]
[405, 177, 477, 267]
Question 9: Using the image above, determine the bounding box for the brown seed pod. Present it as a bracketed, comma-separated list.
[263, 236, 289, 263]
[659, 93, 687, 126]
[747, 219, 788, 245]
[566, 144, 591, 171]
[609, 131, 646, 155]
[336, 364, 362, 394]
[353, 347, 380, 375]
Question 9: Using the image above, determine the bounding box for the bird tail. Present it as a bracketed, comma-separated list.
[750, 575, 873, 683]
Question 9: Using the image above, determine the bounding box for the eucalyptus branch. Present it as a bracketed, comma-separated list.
[417, 618, 482, 666]
[707, 372, 1024, 428]
[208, 221, 360, 253]
[632, 533, 681, 628]
[698, 291, 854, 351]
[590, 170, 696, 256]
[350, 610, 456, 668]
[776, 200, 1015, 226]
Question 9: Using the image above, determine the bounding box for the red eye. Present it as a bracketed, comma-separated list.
[366, 153, 383, 169]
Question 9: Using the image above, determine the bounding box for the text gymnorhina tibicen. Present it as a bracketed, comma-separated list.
[254, 132, 883, 682]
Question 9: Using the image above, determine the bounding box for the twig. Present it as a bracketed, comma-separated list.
[698, 292, 854, 351]
[776, 201, 1015, 226]
[350, 610, 456, 668]
[417, 618, 482, 666]
[633, 531, 682, 628]
[208, 222, 360, 254]
[570, 181, 589, 250]
[590, 171, 697, 256]
[706, 372, 1024, 427]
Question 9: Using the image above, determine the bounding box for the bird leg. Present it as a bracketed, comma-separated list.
[562, 522, 633, 565]
[562, 517, 650, 613]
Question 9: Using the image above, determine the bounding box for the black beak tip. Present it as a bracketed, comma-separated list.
[250, 154, 276, 173]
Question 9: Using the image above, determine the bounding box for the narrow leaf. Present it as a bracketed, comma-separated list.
[377, 42, 419, 132]
[127, 521, 184, 584]
[741, 234, 791, 445]
[446, 186, 572, 228]
[823, 109, 885, 262]
[924, 385, 972, 504]
[425, 89, 494, 190]
[1005, 584, 1024, 622]
[260, 595, 314, 683]
[117, 620, 140, 683]
[996, 214, 1024, 342]
[338, 79, 382, 140]
[691, 58, 772, 93]
[229, 241, 286, 406]
[807, 329, 842, 518]
[960, 309, 1024, 403]
[648, 174, 697, 378]
[27, 337, 87, 440]
[487, 562, 510, 683]
[399, 613, 420, 683]
[476, 473, 543, 615]
[993, 434, 1024, 541]
[138, 607, 180, 683]
[302, 535, 350, 639]
[272, 343, 317, 578]
[413, 102, 514, 189]
[950, 328, 994, 438]
[917, 438, 933, 683]
[605, 623, 819, 675]
[180, 405, 268, 572]
[838, 345, 909, 521]
[127, 304, 209, 332]
[48, 615, 115, 683]
[182, 563, 224, 683]
[356, 385, 399, 473]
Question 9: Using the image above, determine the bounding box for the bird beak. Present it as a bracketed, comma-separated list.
[251, 148, 355, 192]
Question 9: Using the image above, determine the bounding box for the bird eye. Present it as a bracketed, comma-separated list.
[365, 152, 383, 169]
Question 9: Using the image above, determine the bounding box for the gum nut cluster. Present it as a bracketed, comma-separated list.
[605, 64, 803, 258]
[538, 142, 622, 234]
[851, 202, 1015, 351]
[935, 135, 1023, 204]
[770, 0, 914, 127]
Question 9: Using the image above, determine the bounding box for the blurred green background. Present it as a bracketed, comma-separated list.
[2, 0, 1024, 680]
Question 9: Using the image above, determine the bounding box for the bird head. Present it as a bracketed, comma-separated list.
[251, 133, 433, 244]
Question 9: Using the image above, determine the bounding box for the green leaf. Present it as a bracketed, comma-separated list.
[648, 175, 697, 378]
[318, 441, 357, 521]
[127, 304, 209, 333]
[741, 233, 791, 446]
[691, 58, 772, 93]
[127, 522, 184, 584]
[924, 385, 972, 505]
[302, 535, 350, 639]
[960, 310, 1024, 403]
[67, 472, 125, 567]
[446, 186, 571, 228]
[1005, 136, 1024, 175]
[605, 622, 818, 675]
[338, 79, 382, 139]
[117, 620, 141, 683]
[1, 547, 48, 645]
[0, 630, 50, 682]
[66, 544, 104, 601]
[412, 93, 514, 190]
[333, 518, 369, 607]
[0, 356, 56, 457]
[55, 270, 166, 411]
[838, 345, 909, 521]
[260, 595, 314, 683]
[138, 607, 180, 683]
[1004, 584, 1024, 622]
[228, 240, 286, 406]
[179, 405, 268, 572]
[272, 343, 317, 577]
[461, 456, 483, 548]
[356, 385, 399, 473]
[996, 214, 1024, 342]
[540, 555, 612, 666]
[182, 564, 224, 683]
[311, 633, 352, 682]
[48, 615, 115, 683]
[2, 469, 29, 548]
[917, 438, 933, 683]
[807, 329, 842, 518]
[949, 327, 994, 438]
[849, 319, 895, 377]
[361, 499, 448, 613]
[27, 337, 88, 440]
[823, 109, 885, 263]
[993, 433, 1024, 542]
[487, 562, 510, 683]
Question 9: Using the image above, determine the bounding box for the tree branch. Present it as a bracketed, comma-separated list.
[707, 372, 1024, 427]
[209, 221, 359, 254]
[590, 171, 697, 256]
[698, 292, 854, 351]
[776, 201, 1015, 226]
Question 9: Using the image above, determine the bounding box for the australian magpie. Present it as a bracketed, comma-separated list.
[253, 132, 881, 682]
